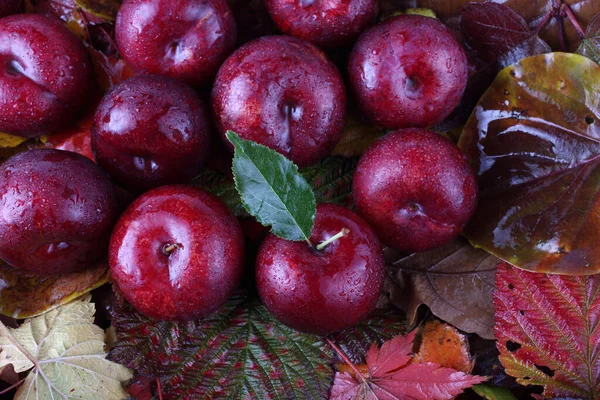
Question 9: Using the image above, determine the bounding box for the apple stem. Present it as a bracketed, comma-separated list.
[316, 228, 349, 251]
[325, 337, 368, 383]
[163, 243, 180, 255]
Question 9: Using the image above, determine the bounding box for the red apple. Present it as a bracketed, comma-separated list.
[109, 185, 245, 321]
[0, 14, 93, 137]
[92, 74, 211, 192]
[265, 0, 378, 48]
[256, 203, 384, 335]
[0, 0, 19, 17]
[353, 128, 478, 252]
[115, 0, 236, 86]
[348, 15, 468, 129]
[0, 149, 118, 275]
[212, 35, 346, 167]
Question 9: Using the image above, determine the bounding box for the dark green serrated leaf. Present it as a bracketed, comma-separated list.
[577, 14, 600, 65]
[303, 157, 359, 207]
[226, 131, 316, 242]
[192, 169, 247, 217]
[328, 307, 407, 364]
[110, 293, 333, 400]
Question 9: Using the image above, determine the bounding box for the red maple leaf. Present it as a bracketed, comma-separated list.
[329, 331, 486, 400]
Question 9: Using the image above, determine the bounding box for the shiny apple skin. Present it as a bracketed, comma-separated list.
[0, 149, 118, 275]
[212, 35, 346, 167]
[265, 0, 378, 48]
[91, 74, 211, 192]
[115, 0, 236, 86]
[348, 15, 468, 129]
[256, 203, 384, 335]
[0, 14, 92, 137]
[353, 129, 478, 252]
[109, 185, 245, 321]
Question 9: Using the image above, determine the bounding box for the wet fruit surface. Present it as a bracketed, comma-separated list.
[115, 0, 237, 86]
[256, 203, 384, 335]
[92, 74, 211, 192]
[348, 15, 468, 129]
[0, 14, 93, 137]
[109, 185, 245, 321]
[212, 35, 346, 167]
[353, 129, 478, 252]
[0, 149, 118, 274]
[265, 0, 378, 48]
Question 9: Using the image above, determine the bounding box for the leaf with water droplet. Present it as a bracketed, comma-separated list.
[459, 52, 600, 275]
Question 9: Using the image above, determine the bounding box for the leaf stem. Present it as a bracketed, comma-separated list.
[561, 3, 586, 38]
[533, 10, 553, 35]
[156, 377, 163, 400]
[325, 337, 368, 383]
[0, 377, 25, 395]
[0, 320, 37, 367]
[316, 228, 349, 251]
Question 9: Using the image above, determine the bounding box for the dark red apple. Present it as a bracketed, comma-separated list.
[348, 15, 468, 129]
[353, 129, 478, 252]
[115, 0, 236, 86]
[212, 35, 346, 167]
[0, 149, 117, 275]
[92, 74, 211, 192]
[0, 14, 93, 137]
[109, 185, 245, 321]
[265, 0, 378, 48]
[256, 203, 384, 335]
[0, 0, 19, 17]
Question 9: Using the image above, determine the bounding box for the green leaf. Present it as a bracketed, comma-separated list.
[110, 293, 333, 399]
[226, 131, 316, 242]
[302, 157, 358, 207]
[192, 169, 248, 217]
[0, 295, 133, 399]
[472, 384, 518, 400]
[458, 52, 600, 275]
[577, 14, 600, 64]
[0, 259, 109, 319]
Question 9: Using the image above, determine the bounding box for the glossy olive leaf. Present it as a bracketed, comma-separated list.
[577, 13, 600, 64]
[0, 295, 133, 399]
[461, 2, 550, 68]
[0, 260, 109, 319]
[385, 238, 498, 339]
[73, 0, 121, 20]
[471, 384, 518, 400]
[227, 131, 316, 241]
[110, 293, 333, 399]
[329, 308, 407, 364]
[458, 52, 600, 275]
[494, 262, 600, 399]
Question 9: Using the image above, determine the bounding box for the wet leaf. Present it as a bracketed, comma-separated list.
[110, 293, 333, 399]
[458, 52, 600, 275]
[416, 320, 474, 373]
[385, 238, 498, 339]
[0, 295, 132, 399]
[494, 262, 600, 399]
[0, 260, 109, 319]
[577, 13, 600, 64]
[73, 0, 121, 20]
[0, 133, 28, 149]
[227, 131, 316, 242]
[329, 331, 486, 400]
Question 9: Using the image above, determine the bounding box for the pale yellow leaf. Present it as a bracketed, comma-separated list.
[0, 295, 133, 399]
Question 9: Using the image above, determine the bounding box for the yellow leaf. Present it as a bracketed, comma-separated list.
[0, 133, 28, 148]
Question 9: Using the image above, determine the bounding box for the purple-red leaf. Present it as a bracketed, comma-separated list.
[495, 262, 600, 399]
